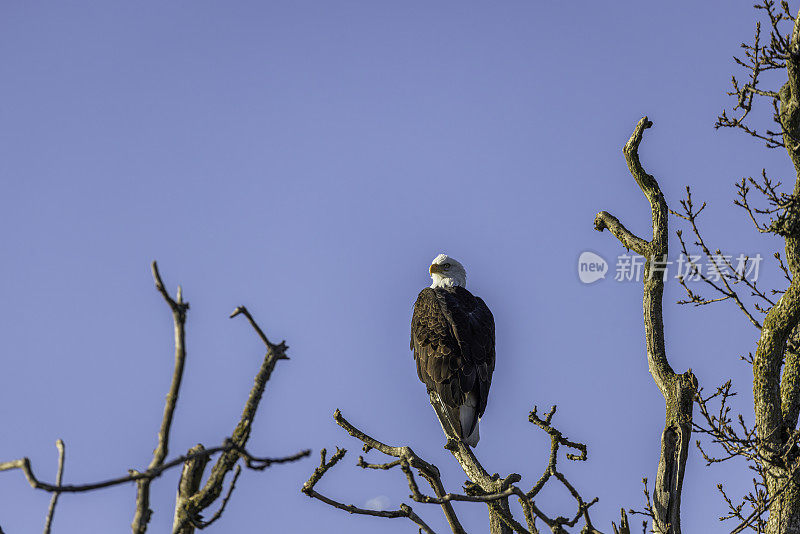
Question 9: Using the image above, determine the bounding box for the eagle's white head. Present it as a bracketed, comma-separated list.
[429, 254, 467, 289]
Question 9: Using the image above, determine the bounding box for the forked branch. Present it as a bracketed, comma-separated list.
[595, 117, 697, 534]
[0, 263, 309, 534]
[173, 305, 300, 533]
[132, 261, 191, 534]
[304, 407, 602, 534]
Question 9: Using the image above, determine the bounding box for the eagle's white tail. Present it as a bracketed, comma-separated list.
[464, 420, 479, 447]
[428, 391, 482, 447]
[459, 393, 480, 447]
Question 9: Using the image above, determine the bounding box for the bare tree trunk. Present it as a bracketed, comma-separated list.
[764, 471, 800, 534]
[754, 9, 800, 533]
[653, 373, 694, 534]
[596, 117, 696, 534]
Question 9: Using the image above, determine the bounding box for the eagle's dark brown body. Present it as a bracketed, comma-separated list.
[410, 286, 495, 445]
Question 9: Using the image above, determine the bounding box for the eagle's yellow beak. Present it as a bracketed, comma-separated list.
[429, 264, 444, 275]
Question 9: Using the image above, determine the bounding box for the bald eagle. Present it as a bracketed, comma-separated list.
[411, 254, 495, 447]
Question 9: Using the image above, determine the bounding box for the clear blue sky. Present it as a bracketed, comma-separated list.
[0, 2, 791, 532]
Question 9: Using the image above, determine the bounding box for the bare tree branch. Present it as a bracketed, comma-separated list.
[331, 410, 466, 534]
[186, 465, 242, 531]
[132, 261, 191, 534]
[671, 193, 767, 329]
[172, 305, 297, 532]
[595, 117, 697, 534]
[612, 508, 632, 534]
[43, 439, 65, 534]
[302, 448, 438, 534]
[593, 212, 649, 256]
[0, 265, 310, 533]
[0, 441, 308, 495]
[694, 6, 800, 531]
[173, 444, 210, 534]
[305, 408, 603, 534]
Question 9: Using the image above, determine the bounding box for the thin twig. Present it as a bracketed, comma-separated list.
[133, 261, 190, 534]
[0, 441, 309, 494]
[302, 448, 437, 534]
[43, 439, 65, 534]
